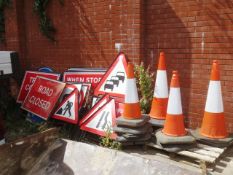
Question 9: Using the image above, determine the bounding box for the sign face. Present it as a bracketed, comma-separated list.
[21, 77, 66, 120]
[80, 99, 116, 139]
[71, 83, 90, 108]
[63, 72, 105, 88]
[58, 84, 78, 104]
[92, 96, 100, 107]
[115, 102, 124, 117]
[79, 94, 110, 126]
[94, 53, 128, 99]
[17, 71, 60, 103]
[52, 89, 79, 124]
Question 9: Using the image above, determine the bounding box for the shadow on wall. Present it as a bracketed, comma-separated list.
[23, 0, 110, 71]
[144, 0, 192, 127]
[144, 0, 233, 131]
[72, 0, 108, 67]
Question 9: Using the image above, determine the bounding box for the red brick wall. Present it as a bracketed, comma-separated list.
[0, 0, 143, 71]
[144, 0, 233, 132]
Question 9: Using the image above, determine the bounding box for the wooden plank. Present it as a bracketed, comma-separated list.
[197, 144, 225, 154]
[0, 128, 59, 175]
[147, 142, 218, 163]
[178, 150, 216, 163]
[186, 148, 220, 158]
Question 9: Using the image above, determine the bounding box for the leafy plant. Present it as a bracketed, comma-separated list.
[100, 125, 121, 150]
[134, 62, 154, 114]
[0, 0, 11, 42]
[33, 0, 64, 41]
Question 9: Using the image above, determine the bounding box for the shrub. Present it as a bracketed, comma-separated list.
[134, 62, 154, 114]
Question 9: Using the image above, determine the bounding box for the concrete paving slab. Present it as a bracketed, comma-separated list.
[156, 130, 196, 145]
[116, 132, 151, 142]
[149, 118, 165, 128]
[113, 123, 152, 135]
[29, 139, 200, 175]
[191, 129, 233, 147]
[116, 114, 150, 127]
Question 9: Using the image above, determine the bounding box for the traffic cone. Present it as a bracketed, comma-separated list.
[122, 62, 142, 120]
[162, 71, 187, 136]
[200, 60, 228, 139]
[150, 52, 168, 120]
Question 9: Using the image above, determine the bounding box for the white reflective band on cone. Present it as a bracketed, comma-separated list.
[154, 70, 168, 98]
[0, 138, 5, 145]
[125, 79, 139, 103]
[205, 81, 224, 113]
[167, 87, 183, 114]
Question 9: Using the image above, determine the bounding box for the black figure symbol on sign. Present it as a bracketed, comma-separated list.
[96, 111, 109, 130]
[63, 100, 73, 117]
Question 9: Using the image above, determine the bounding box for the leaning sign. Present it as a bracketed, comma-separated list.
[17, 71, 60, 103]
[63, 71, 105, 88]
[22, 77, 66, 120]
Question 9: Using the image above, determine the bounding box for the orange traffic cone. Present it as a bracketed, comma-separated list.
[150, 52, 168, 120]
[200, 60, 228, 139]
[162, 71, 187, 136]
[122, 63, 142, 120]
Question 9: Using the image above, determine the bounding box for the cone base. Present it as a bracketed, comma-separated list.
[200, 112, 228, 139]
[123, 103, 141, 120]
[117, 115, 150, 127]
[162, 114, 187, 137]
[149, 98, 168, 120]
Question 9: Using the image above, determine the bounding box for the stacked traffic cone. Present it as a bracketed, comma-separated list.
[113, 63, 152, 145]
[149, 52, 168, 127]
[155, 71, 195, 152]
[192, 60, 233, 147]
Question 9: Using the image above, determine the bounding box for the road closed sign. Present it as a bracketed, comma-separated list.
[17, 71, 60, 103]
[22, 77, 66, 120]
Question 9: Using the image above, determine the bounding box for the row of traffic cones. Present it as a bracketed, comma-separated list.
[149, 52, 232, 148]
[115, 52, 232, 147]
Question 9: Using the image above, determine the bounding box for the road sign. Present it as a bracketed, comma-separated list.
[52, 89, 79, 124]
[80, 99, 117, 139]
[79, 94, 110, 126]
[115, 101, 124, 117]
[63, 71, 105, 88]
[58, 84, 78, 104]
[91, 96, 100, 107]
[71, 83, 90, 108]
[67, 68, 106, 72]
[94, 53, 128, 99]
[17, 71, 60, 103]
[21, 77, 65, 120]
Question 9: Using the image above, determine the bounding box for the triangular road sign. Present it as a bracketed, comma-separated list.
[94, 53, 128, 99]
[80, 99, 117, 139]
[71, 83, 90, 108]
[79, 94, 110, 126]
[52, 89, 79, 124]
[59, 84, 78, 103]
